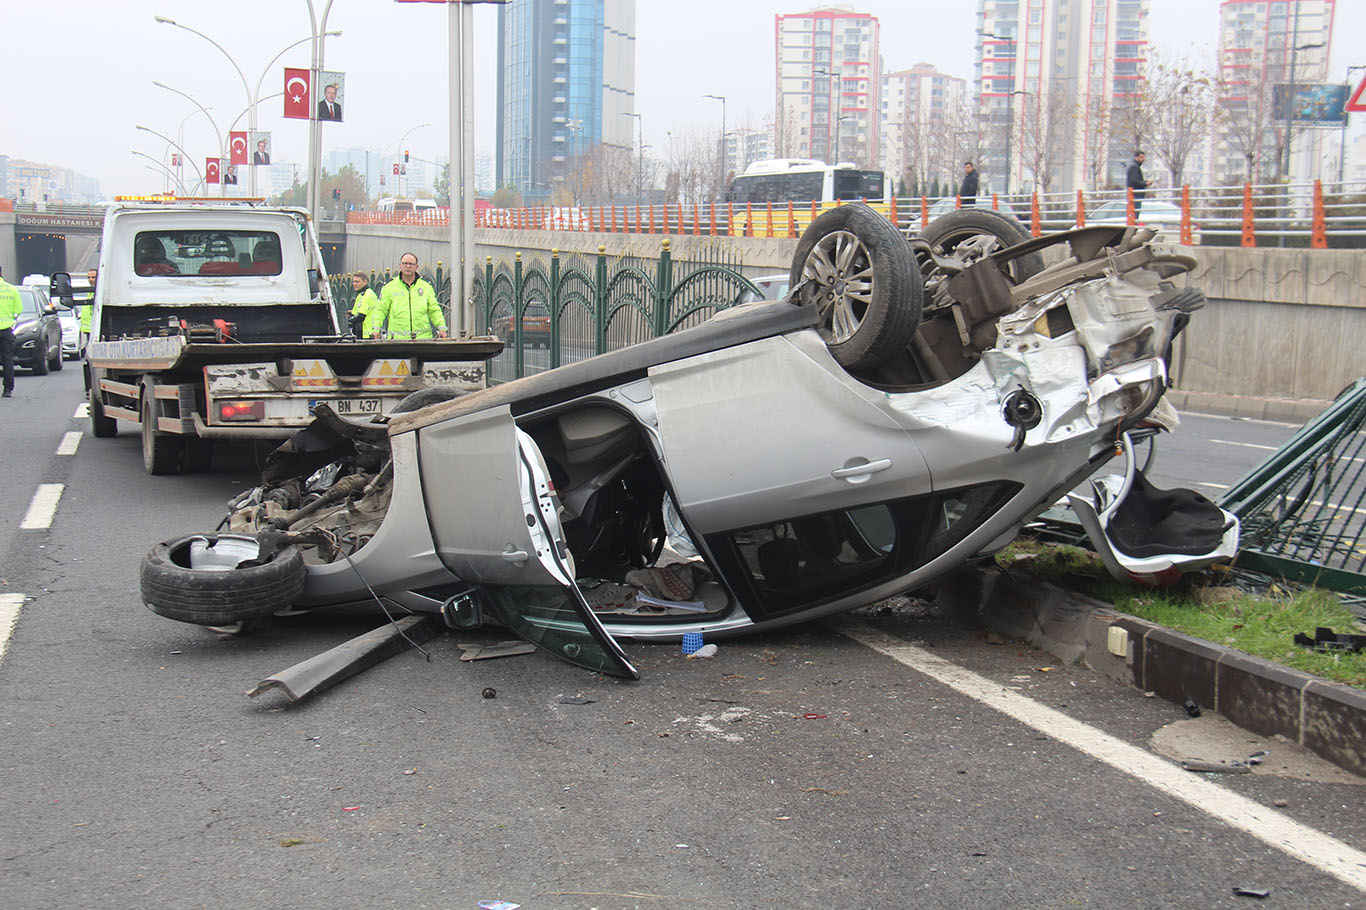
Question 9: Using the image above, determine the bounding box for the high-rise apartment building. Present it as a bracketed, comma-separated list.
[774, 7, 881, 168]
[496, 0, 636, 200]
[975, 0, 1149, 195]
[1212, 0, 1334, 183]
[725, 128, 775, 180]
[881, 63, 969, 194]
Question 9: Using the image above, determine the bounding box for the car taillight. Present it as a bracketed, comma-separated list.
[219, 400, 266, 421]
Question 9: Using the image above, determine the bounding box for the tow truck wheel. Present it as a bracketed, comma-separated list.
[89, 386, 116, 438]
[141, 533, 306, 626]
[141, 397, 183, 475]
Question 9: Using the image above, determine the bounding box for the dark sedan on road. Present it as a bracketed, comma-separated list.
[13, 286, 64, 375]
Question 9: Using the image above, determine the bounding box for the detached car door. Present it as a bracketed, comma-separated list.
[416, 405, 638, 679]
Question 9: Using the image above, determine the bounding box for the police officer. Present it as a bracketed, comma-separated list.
[0, 267, 22, 398]
[348, 271, 379, 336]
[371, 253, 448, 339]
[79, 268, 96, 355]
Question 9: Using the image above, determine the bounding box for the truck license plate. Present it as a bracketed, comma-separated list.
[312, 398, 382, 415]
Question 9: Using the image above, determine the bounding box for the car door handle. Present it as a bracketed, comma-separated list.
[831, 459, 892, 480]
[502, 546, 529, 564]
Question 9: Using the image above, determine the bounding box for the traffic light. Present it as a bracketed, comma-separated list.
[404, 150, 410, 163]
[332, 188, 341, 201]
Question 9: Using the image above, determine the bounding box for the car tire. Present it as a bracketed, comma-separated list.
[30, 346, 49, 376]
[89, 386, 117, 438]
[917, 210, 1043, 285]
[142, 396, 183, 475]
[140, 533, 306, 626]
[789, 202, 923, 372]
[49, 343, 63, 372]
[181, 437, 215, 473]
[392, 386, 470, 414]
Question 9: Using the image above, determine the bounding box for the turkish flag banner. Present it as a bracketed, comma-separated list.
[229, 132, 249, 166]
[206, 158, 220, 184]
[284, 67, 311, 120]
[393, 164, 400, 175]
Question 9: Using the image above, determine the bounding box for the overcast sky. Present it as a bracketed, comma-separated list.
[5, 0, 1362, 195]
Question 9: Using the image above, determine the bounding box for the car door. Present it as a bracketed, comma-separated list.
[415, 404, 638, 679]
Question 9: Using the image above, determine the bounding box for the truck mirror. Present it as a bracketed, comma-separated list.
[50, 272, 72, 300]
[307, 269, 321, 299]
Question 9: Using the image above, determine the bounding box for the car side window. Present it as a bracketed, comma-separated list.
[706, 481, 1021, 618]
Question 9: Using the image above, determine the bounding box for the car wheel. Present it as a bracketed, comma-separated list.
[392, 386, 470, 414]
[789, 202, 923, 371]
[30, 346, 49, 376]
[917, 210, 1043, 285]
[140, 533, 306, 626]
[142, 396, 183, 475]
[89, 386, 117, 437]
[49, 342, 63, 372]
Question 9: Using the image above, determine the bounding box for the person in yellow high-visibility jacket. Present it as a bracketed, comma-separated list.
[370, 253, 447, 339]
[348, 272, 379, 337]
[0, 267, 23, 397]
[78, 268, 96, 355]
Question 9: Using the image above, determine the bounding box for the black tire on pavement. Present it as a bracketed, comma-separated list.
[50, 345, 63, 372]
[89, 385, 117, 437]
[788, 202, 923, 371]
[140, 533, 306, 625]
[142, 396, 183, 475]
[30, 346, 49, 376]
[181, 437, 215, 473]
[917, 209, 1044, 285]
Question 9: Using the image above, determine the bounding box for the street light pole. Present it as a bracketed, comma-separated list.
[153, 82, 223, 171]
[136, 124, 204, 189]
[703, 93, 726, 201]
[624, 112, 643, 206]
[305, 0, 339, 225]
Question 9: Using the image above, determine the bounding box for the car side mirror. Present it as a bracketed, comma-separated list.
[307, 268, 321, 298]
[50, 272, 72, 300]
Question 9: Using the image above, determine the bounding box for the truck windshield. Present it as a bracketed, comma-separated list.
[133, 230, 285, 278]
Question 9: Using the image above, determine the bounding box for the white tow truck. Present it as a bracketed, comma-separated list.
[50, 197, 500, 474]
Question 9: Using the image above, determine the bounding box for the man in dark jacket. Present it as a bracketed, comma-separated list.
[1126, 150, 1153, 215]
[959, 161, 979, 206]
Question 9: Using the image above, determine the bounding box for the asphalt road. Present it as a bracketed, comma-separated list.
[2, 366, 1362, 909]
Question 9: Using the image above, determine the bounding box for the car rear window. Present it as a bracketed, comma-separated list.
[133, 230, 285, 278]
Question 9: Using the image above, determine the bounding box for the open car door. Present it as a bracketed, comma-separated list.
[416, 405, 638, 679]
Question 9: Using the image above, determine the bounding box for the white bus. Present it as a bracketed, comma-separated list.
[727, 159, 885, 206]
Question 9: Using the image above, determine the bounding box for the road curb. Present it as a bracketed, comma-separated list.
[1165, 388, 1329, 423]
[939, 568, 1366, 777]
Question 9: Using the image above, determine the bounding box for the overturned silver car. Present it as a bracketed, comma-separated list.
[141, 205, 1232, 685]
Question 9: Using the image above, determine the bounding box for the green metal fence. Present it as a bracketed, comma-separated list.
[331, 242, 763, 383]
[1219, 377, 1366, 596]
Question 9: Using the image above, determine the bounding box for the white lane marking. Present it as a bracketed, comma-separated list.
[1211, 438, 1279, 452]
[0, 593, 22, 666]
[56, 431, 82, 456]
[20, 484, 65, 530]
[841, 622, 1366, 893]
[74, 402, 88, 420]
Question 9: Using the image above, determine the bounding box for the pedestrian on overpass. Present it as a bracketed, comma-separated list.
[0, 266, 22, 398]
[959, 162, 979, 207]
[1126, 150, 1153, 216]
[371, 253, 448, 339]
[349, 271, 379, 336]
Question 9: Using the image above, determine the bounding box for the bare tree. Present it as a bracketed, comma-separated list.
[1018, 85, 1077, 192]
[1081, 92, 1113, 189]
[1215, 54, 1281, 182]
[1145, 54, 1216, 186]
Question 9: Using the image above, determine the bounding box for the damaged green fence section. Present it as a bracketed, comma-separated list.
[1219, 377, 1366, 596]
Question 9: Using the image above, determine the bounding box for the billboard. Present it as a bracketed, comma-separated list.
[1273, 83, 1348, 125]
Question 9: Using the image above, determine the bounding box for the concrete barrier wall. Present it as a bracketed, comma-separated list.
[343, 225, 1366, 406]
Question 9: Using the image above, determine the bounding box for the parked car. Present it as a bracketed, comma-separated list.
[903, 196, 1023, 236]
[1088, 200, 1200, 244]
[12, 285, 64, 375]
[141, 206, 1222, 687]
[494, 301, 551, 347]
